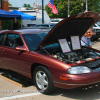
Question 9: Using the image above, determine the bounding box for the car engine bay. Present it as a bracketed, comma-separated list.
[39, 44, 100, 72]
[38, 34, 100, 72]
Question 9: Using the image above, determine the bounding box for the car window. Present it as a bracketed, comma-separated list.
[0, 33, 5, 45]
[4, 33, 23, 48]
[42, 25, 49, 27]
[50, 25, 56, 27]
[51, 19, 59, 22]
[35, 25, 41, 27]
[36, 25, 49, 27]
[22, 32, 47, 51]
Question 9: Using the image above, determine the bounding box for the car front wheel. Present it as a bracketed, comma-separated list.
[33, 66, 55, 94]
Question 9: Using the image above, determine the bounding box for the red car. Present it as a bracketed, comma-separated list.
[0, 12, 100, 94]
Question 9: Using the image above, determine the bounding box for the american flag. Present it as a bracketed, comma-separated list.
[47, 0, 58, 14]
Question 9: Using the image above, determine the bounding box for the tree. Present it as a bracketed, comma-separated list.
[8, 2, 12, 6]
[45, 0, 100, 18]
[23, 4, 33, 10]
[23, 4, 27, 7]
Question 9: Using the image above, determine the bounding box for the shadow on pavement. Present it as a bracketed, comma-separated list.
[49, 83, 100, 100]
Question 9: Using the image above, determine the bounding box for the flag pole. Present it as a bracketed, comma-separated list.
[42, 0, 44, 23]
[68, 0, 70, 17]
[86, 0, 88, 11]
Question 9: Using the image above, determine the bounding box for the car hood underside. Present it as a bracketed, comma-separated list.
[36, 12, 100, 51]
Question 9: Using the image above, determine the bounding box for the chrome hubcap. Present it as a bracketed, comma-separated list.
[36, 71, 48, 90]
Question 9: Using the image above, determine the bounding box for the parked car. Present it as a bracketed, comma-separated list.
[51, 18, 63, 24]
[0, 12, 100, 95]
[32, 23, 56, 28]
[91, 23, 100, 40]
[21, 26, 52, 30]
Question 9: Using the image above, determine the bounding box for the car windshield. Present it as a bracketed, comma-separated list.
[22, 32, 59, 51]
[22, 32, 47, 51]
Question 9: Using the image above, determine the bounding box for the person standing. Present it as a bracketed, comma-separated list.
[81, 35, 87, 47]
[13, 17, 19, 30]
[84, 28, 93, 48]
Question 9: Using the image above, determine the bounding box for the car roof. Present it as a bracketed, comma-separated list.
[0, 29, 50, 35]
[34, 23, 56, 25]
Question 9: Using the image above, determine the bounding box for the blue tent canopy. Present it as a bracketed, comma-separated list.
[0, 9, 21, 20]
[12, 10, 35, 20]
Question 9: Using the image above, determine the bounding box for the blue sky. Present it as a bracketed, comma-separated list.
[9, 0, 50, 7]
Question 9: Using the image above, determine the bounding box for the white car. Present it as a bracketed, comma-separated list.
[92, 23, 100, 29]
[91, 23, 100, 40]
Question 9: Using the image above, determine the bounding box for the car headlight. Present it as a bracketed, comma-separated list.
[67, 66, 91, 74]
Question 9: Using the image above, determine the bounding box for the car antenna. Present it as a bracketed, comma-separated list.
[39, 45, 52, 57]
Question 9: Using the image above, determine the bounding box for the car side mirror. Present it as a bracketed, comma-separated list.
[15, 46, 26, 51]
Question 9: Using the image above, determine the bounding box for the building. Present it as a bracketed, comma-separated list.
[0, 0, 9, 10]
[20, 9, 51, 27]
[0, 0, 9, 29]
[9, 7, 51, 27]
[0, 0, 50, 28]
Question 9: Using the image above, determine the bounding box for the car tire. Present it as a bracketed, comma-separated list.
[33, 66, 56, 94]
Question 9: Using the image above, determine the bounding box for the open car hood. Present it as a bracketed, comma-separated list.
[36, 12, 100, 51]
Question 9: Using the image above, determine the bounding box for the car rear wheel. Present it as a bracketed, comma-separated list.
[33, 66, 55, 94]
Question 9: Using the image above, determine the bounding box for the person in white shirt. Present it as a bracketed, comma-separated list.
[81, 35, 87, 46]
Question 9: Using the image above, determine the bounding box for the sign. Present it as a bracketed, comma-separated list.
[58, 39, 71, 53]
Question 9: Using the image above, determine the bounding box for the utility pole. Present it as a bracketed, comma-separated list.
[86, 0, 88, 11]
[68, 0, 70, 17]
[42, 0, 44, 23]
[81, 0, 84, 12]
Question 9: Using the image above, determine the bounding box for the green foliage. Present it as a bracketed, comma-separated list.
[8, 2, 12, 6]
[23, 4, 33, 10]
[45, 0, 100, 18]
[23, 4, 27, 7]
[2, 19, 21, 30]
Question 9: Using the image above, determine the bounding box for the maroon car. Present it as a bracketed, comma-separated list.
[0, 12, 100, 94]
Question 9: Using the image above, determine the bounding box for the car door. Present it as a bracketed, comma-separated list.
[1, 33, 32, 77]
[0, 33, 6, 68]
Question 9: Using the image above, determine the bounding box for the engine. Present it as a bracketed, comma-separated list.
[52, 47, 100, 64]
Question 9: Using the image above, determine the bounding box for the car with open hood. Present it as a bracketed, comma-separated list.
[0, 12, 100, 95]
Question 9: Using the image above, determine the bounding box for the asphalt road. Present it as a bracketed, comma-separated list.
[0, 40, 100, 100]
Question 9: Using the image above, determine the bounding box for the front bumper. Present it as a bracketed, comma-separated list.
[53, 72, 100, 89]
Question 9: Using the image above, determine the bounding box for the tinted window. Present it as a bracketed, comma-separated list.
[51, 19, 59, 22]
[0, 34, 5, 45]
[4, 34, 23, 48]
[50, 25, 56, 27]
[22, 33, 47, 51]
[35, 25, 49, 27]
